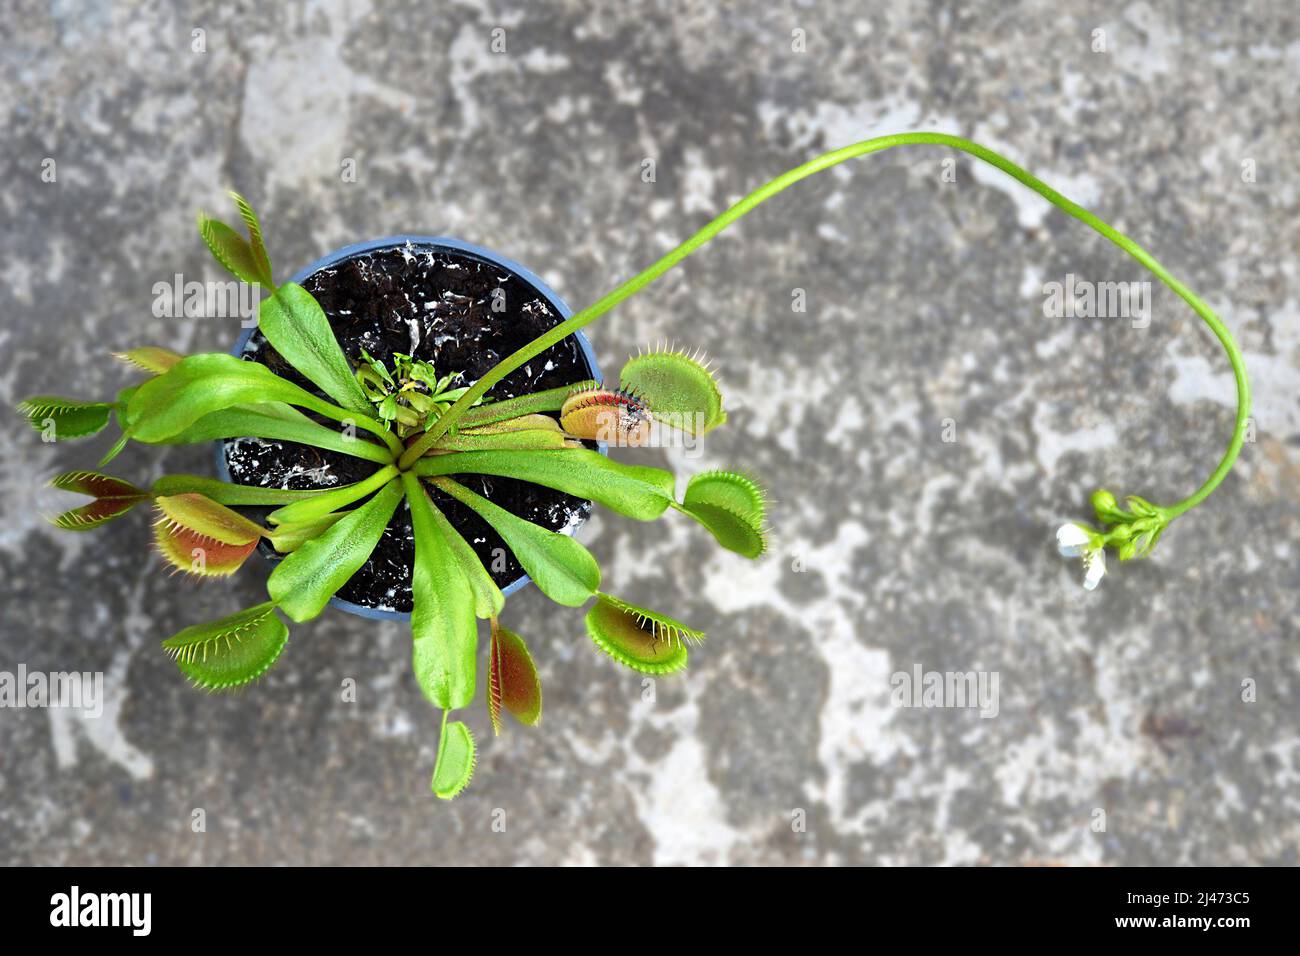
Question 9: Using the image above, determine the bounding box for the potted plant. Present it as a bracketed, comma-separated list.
[218, 235, 613, 619]
[18, 133, 1250, 799]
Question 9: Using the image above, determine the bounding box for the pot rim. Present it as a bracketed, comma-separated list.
[214, 234, 604, 623]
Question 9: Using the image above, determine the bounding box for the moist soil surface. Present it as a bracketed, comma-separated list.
[222, 241, 597, 613]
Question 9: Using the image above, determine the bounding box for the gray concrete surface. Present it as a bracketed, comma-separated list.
[1, 0, 1297, 866]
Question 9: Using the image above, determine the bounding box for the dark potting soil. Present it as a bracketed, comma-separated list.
[222, 241, 597, 613]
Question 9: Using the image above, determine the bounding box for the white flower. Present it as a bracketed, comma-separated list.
[1056, 523, 1106, 590]
[1056, 523, 1091, 557]
[1081, 547, 1106, 590]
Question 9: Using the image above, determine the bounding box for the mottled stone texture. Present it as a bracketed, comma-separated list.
[1, 1, 1297, 866]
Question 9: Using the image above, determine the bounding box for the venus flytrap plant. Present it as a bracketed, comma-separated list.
[21, 193, 762, 799]
[19, 132, 1250, 795]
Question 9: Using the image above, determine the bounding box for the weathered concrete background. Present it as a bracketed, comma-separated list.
[1, 0, 1297, 866]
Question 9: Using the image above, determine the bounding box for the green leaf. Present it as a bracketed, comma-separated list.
[257, 284, 373, 415]
[266, 511, 349, 553]
[266, 465, 399, 526]
[18, 396, 112, 439]
[197, 214, 264, 286]
[406, 360, 435, 386]
[432, 427, 575, 452]
[489, 619, 541, 734]
[267, 478, 403, 622]
[431, 477, 599, 607]
[112, 347, 184, 375]
[584, 593, 699, 674]
[620, 347, 725, 434]
[424, 497, 504, 620]
[162, 602, 289, 690]
[460, 414, 563, 435]
[431, 717, 476, 800]
[160, 402, 394, 465]
[150, 474, 335, 506]
[124, 353, 357, 443]
[413, 449, 675, 522]
[229, 191, 273, 287]
[456, 381, 596, 429]
[360, 349, 394, 386]
[675, 472, 769, 559]
[405, 474, 479, 711]
[47, 471, 149, 531]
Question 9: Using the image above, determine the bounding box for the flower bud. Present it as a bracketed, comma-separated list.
[1106, 522, 1138, 544]
[1091, 489, 1122, 521]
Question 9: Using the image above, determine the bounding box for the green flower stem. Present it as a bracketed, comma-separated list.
[401, 132, 1250, 520]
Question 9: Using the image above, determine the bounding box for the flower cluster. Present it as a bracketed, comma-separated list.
[1056, 490, 1173, 590]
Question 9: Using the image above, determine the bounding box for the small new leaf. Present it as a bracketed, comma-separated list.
[197, 214, 265, 287]
[162, 601, 289, 690]
[229, 191, 273, 287]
